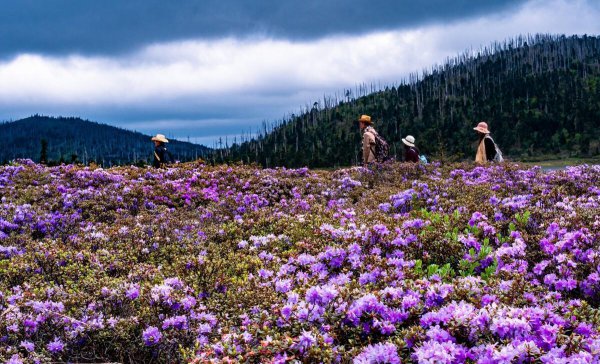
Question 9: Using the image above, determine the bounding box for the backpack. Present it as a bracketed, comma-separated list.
[485, 136, 504, 162]
[371, 133, 390, 162]
[419, 154, 428, 164]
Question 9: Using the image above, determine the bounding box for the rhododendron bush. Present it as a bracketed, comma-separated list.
[1, 160, 599, 363]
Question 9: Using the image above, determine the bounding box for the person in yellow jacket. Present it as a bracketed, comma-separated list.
[358, 115, 378, 166]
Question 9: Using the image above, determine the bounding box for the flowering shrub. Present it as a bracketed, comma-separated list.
[0, 160, 599, 363]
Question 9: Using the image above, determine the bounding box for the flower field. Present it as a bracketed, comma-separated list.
[1, 160, 599, 363]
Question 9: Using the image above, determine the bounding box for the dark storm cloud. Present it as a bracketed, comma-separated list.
[0, 0, 527, 57]
[3, 0, 598, 147]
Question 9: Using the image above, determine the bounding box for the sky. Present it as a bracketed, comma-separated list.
[1, 0, 599, 146]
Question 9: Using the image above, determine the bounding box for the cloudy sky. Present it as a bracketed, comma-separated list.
[1, 0, 599, 146]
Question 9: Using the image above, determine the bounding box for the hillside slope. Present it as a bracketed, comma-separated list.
[222, 34, 600, 167]
[0, 115, 209, 165]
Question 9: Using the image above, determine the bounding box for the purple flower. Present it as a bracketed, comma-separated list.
[469, 212, 487, 226]
[125, 285, 140, 300]
[164, 277, 184, 289]
[20, 340, 35, 352]
[281, 305, 293, 320]
[275, 279, 292, 293]
[6, 355, 23, 364]
[389, 188, 416, 212]
[258, 269, 274, 279]
[555, 278, 578, 291]
[359, 270, 381, 285]
[490, 317, 531, 339]
[296, 331, 316, 354]
[459, 234, 480, 251]
[162, 315, 188, 330]
[198, 323, 212, 334]
[180, 295, 197, 310]
[0, 245, 24, 258]
[142, 326, 162, 346]
[47, 337, 65, 353]
[403, 219, 426, 229]
[242, 331, 253, 343]
[533, 260, 550, 275]
[321, 247, 347, 268]
[373, 224, 390, 236]
[426, 325, 455, 343]
[494, 212, 504, 221]
[543, 274, 557, 287]
[412, 340, 470, 363]
[536, 324, 558, 351]
[353, 342, 401, 364]
[212, 343, 224, 355]
[297, 254, 316, 266]
[23, 317, 38, 332]
[379, 203, 391, 212]
[574, 323, 593, 337]
[346, 294, 389, 327]
[501, 194, 532, 210]
[273, 352, 289, 363]
[480, 294, 497, 306]
[402, 293, 421, 310]
[339, 176, 362, 190]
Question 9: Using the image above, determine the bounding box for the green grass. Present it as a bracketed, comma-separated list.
[521, 156, 600, 169]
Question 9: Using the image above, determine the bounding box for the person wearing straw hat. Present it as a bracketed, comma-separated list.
[402, 135, 420, 163]
[151, 134, 173, 168]
[473, 121, 500, 164]
[358, 114, 378, 166]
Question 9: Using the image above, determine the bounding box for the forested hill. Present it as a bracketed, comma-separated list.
[0, 116, 209, 166]
[219, 34, 600, 168]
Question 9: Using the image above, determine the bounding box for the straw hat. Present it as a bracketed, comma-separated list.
[358, 115, 372, 124]
[473, 122, 490, 134]
[151, 134, 169, 143]
[402, 135, 415, 147]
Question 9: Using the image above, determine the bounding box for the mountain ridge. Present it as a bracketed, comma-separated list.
[0, 115, 209, 166]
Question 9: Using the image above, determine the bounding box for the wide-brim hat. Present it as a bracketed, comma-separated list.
[151, 134, 169, 143]
[473, 121, 490, 134]
[402, 135, 415, 147]
[358, 114, 372, 124]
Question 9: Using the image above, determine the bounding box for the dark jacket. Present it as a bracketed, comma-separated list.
[484, 137, 496, 161]
[404, 146, 420, 163]
[153, 144, 173, 168]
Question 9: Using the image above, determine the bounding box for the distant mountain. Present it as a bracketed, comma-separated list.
[221, 34, 600, 167]
[0, 115, 209, 166]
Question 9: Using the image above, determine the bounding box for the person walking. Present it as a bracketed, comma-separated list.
[151, 134, 173, 168]
[358, 115, 378, 166]
[474, 122, 502, 163]
[402, 135, 420, 163]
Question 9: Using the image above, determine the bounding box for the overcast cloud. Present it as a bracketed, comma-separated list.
[1, 0, 599, 146]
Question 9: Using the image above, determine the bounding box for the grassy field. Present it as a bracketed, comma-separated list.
[519, 155, 600, 168]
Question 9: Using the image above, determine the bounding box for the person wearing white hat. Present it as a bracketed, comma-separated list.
[151, 134, 173, 168]
[402, 135, 420, 163]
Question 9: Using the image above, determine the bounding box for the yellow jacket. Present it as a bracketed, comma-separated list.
[362, 126, 377, 164]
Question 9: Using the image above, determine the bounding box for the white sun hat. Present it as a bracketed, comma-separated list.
[402, 135, 415, 147]
[151, 134, 169, 143]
